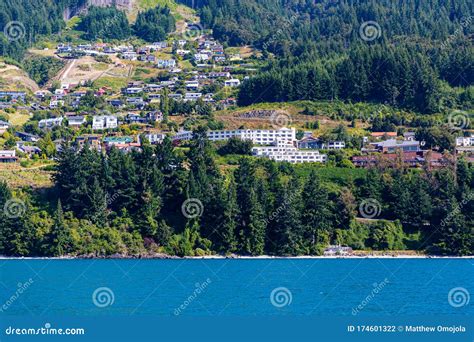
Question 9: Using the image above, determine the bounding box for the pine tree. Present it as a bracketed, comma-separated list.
[434, 197, 471, 255]
[47, 200, 73, 256]
[301, 172, 332, 253]
[235, 158, 266, 255]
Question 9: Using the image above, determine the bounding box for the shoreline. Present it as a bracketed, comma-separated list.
[0, 254, 472, 260]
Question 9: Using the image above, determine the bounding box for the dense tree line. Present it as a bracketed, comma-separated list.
[180, 0, 473, 113]
[0, 0, 87, 59]
[0, 131, 472, 257]
[238, 44, 473, 113]
[23, 56, 66, 86]
[77, 5, 176, 42]
[178, 0, 473, 55]
[133, 6, 176, 42]
[78, 6, 131, 41]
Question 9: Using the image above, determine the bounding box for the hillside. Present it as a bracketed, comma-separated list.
[177, 0, 473, 113]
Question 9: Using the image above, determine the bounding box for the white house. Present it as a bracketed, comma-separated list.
[185, 93, 203, 101]
[194, 53, 210, 62]
[325, 141, 346, 150]
[0, 120, 10, 134]
[38, 117, 64, 130]
[122, 51, 138, 60]
[0, 150, 17, 163]
[49, 100, 64, 109]
[225, 79, 241, 87]
[68, 116, 86, 128]
[185, 81, 200, 90]
[125, 87, 143, 95]
[157, 59, 176, 69]
[173, 130, 194, 141]
[176, 49, 191, 56]
[456, 135, 474, 147]
[143, 133, 166, 144]
[92, 115, 118, 130]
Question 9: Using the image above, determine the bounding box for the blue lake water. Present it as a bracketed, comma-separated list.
[0, 259, 472, 317]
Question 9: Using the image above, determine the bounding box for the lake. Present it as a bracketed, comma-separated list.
[1, 258, 472, 317]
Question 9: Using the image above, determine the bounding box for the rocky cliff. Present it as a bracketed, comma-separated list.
[63, 0, 132, 20]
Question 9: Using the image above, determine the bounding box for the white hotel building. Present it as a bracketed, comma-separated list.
[173, 127, 296, 145]
[252, 140, 327, 164]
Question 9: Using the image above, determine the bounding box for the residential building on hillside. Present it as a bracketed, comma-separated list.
[456, 135, 474, 147]
[0, 120, 10, 134]
[15, 132, 40, 142]
[252, 140, 327, 164]
[92, 115, 118, 130]
[39, 117, 64, 130]
[371, 139, 420, 153]
[143, 133, 166, 144]
[75, 135, 102, 151]
[0, 150, 18, 163]
[157, 59, 176, 69]
[352, 150, 446, 169]
[224, 79, 241, 87]
[68, 116, 86, 128]
[174, 127, 297, 145]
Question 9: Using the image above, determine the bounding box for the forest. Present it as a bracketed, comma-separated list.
[179, 0, 473, 113]
[77, 6, 176, 42]
[0, 130, 472, 257]
[0, 0, 87, 59]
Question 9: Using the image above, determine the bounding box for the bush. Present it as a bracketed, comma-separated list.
[218, 137, 253, 156]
